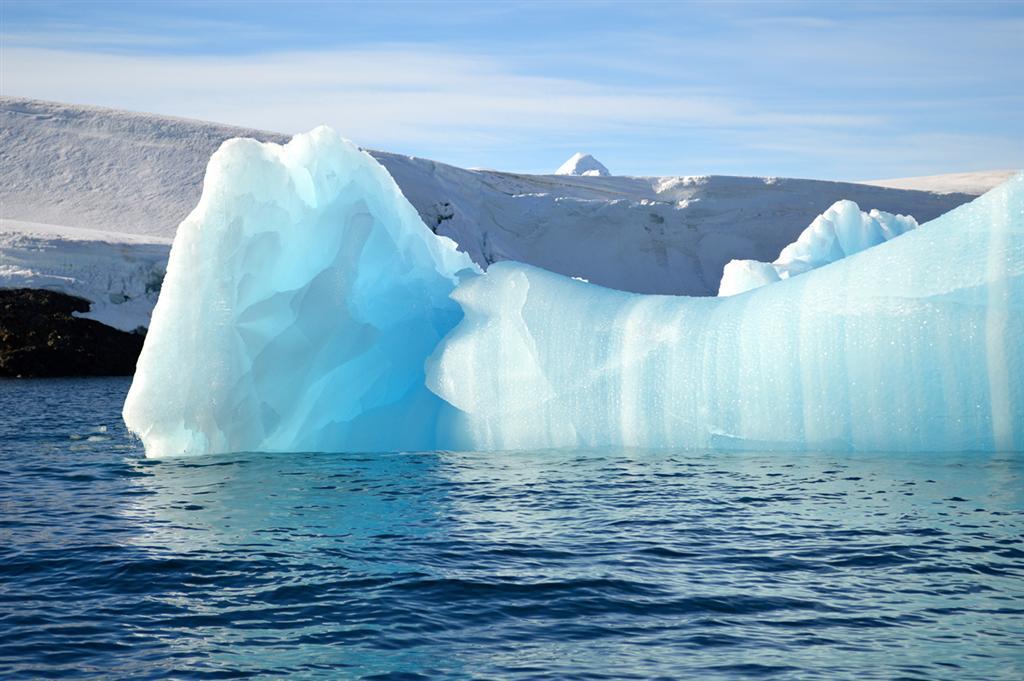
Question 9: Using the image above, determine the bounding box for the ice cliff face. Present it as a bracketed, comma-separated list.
[718, 200, 917, 296]
[554, 152, 611, 177]
[0, 221, 168, 332]
[122, 128, 476, 457]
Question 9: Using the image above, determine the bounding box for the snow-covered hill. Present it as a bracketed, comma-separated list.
[555, 152, 610, 176]
[0, 98, 289, 238]
[0, 97, 1001, 331]
[858, 170, 1018, 195]
[411, 169, 977, 295]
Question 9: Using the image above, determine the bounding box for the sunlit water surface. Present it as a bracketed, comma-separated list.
[1, 378, 1022, 679]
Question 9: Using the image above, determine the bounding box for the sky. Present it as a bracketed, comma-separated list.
[2, 0, 1022, 179]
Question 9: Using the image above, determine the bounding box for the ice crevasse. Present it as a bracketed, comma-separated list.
[124, 127, 1024, 456]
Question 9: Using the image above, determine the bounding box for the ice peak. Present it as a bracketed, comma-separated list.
[555, 152, 610, 177]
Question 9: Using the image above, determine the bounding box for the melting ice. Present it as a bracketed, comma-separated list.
[124, 128, 1023, 456]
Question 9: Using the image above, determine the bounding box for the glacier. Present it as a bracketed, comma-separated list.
[718, 200, 917, 296]
[428, 175, 1022, 453]
[0, 220, 169, 332]
[123, 127, 477, 457]
[4, 97, 983, 299]
[123, 122, 1022, 457]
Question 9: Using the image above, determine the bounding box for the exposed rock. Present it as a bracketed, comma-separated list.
[0, 289, 144, 377]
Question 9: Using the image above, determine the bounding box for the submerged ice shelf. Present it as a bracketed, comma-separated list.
[124, 127, 1023, 457]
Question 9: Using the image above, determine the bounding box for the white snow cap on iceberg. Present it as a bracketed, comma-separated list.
[555, 152, 610, 177]
[718, 200, 917, 296]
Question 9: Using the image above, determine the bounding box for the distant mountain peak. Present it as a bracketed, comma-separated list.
[555, 152, 610, 177]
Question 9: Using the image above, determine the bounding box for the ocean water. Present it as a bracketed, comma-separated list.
[1, 378, 1022, 680]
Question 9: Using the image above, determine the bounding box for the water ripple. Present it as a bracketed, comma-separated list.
[1, 377, 1022, 680]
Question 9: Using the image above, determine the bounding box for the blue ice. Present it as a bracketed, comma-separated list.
[124, 126, 1023, 456]
[123, 128, 477, 457]
[718, 200, 917, 296]
[429, 175, 1022, 452]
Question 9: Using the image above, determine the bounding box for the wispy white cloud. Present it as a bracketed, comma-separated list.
[1, 29, 189, 49]
[0, 15, 297, 50]
[1, 46, 881, 150]
[1, 0, 1020, 178]
[739, 129, 1024, 180]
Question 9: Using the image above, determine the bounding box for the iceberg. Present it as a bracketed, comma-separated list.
[718, 200, 917, 296]
[123, 122, 1022, 457]
[123, 127, 477, 457]
[428, 175, 1023, 453]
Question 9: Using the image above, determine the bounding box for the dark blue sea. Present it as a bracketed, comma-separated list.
[1, 378, 1022, 680]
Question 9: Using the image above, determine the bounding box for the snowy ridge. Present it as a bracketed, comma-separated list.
[0, 97, 997, 331]
[555, 152, 610, 176]
[859, 170, 1018, 195]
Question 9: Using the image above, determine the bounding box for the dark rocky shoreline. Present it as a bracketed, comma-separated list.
[0, 289, 144, 377]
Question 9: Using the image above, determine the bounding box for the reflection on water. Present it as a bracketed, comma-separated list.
[2, 377, 1023, 679]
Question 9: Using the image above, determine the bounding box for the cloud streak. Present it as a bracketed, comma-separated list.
[3, 46, 884, 162]
[1, 1, 1021, 178]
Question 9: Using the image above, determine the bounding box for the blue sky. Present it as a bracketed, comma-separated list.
[2, 1, 1022, 178]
